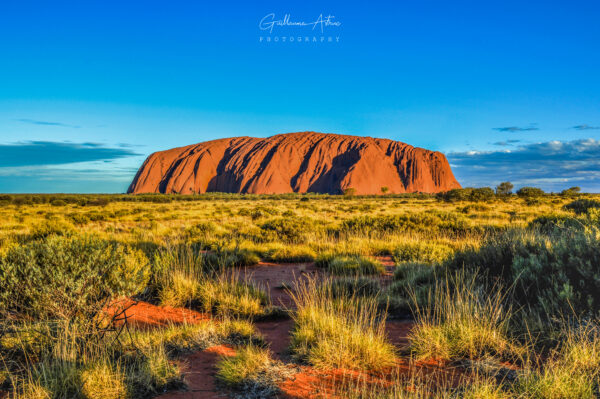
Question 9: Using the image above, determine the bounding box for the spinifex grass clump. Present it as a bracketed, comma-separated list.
[319, 370, 510, 399]
[122, 318, 263, 356]
[289, 277, 396, 371]
[216, 346, 294, 398]
[7, 320, 181, 399]
[155, 246, 273, 319]
[513, 323, 600, 399]
[204, 247, 260, 268]
[159, 272, 272, 319]
[409, 272, 521, 362]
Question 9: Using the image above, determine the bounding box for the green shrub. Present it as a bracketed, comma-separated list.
[260, 217, 315, 243]
[447, 228, 600, 321]
[204, 247, 260, 268]
[564, 199, 600, 215]
[496, 182, 514, 196]
[0, 235, 150, 319]
[561, 186, 581, 197]
[437, 188, 475, 202]
[186, 222, 216, 239]
[470, 187, 495, 201]
[339, 212, 476, 236]
[393, 242, 454, 264]
[438, 187, 495, 202]
[343, 187, 357, 196]
[528, 214, 587, 234]
[516, 187, 545, 198]
[29, 220, 75, 240]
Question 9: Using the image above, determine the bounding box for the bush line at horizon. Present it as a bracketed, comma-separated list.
[0, 183, 587, 206]
[2, 192, 600, 397]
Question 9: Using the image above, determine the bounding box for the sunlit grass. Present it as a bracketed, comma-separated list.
[409, 271, 523, 362]
[289, 277, 396, 370]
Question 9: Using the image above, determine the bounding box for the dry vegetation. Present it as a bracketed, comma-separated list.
[1, 191, 599, 398]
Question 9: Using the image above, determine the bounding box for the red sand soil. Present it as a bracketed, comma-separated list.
[128, 132, 461, 195]
[255, 319, 295, 360]
[106, 298, 210, 329]
[244, 261, 319, 309]
[280, 360, 467, 399]
[385, 319, 413, 349]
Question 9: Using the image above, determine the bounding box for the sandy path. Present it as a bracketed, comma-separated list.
[158, 345, 235, 399]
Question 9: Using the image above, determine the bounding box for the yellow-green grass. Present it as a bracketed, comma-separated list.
[289, 277, 396, 371]
[6, 322, 180, 399]
[409, 272, 523, 362]
[158, 270, 273, 320]
[216, 346, 294, 395]
[319, 372, 510, 399]
[4, 317, 263, 399]
[0, 194, 577, 263]
[512, 323, 600, 399]
[153, 245, 274, 319]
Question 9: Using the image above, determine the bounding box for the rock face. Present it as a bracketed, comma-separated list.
[128, 132, 461, 195]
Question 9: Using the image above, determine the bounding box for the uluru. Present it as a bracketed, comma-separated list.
[127, 132, 461, 195]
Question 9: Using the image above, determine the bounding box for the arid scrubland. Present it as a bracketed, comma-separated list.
[1, 191, 600, 398]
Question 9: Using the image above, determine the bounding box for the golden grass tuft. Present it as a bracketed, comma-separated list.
[80, 362, 128, 399]
[409, 271, 522, 362]
[289, 277, 396, 371]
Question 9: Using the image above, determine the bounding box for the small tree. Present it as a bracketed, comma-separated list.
[560, 186, 581, 196]
[495, 182, 513, 196]
[381, 186, 389, 194]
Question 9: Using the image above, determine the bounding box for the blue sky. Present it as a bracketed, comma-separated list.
[1, 0, 599, 193]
